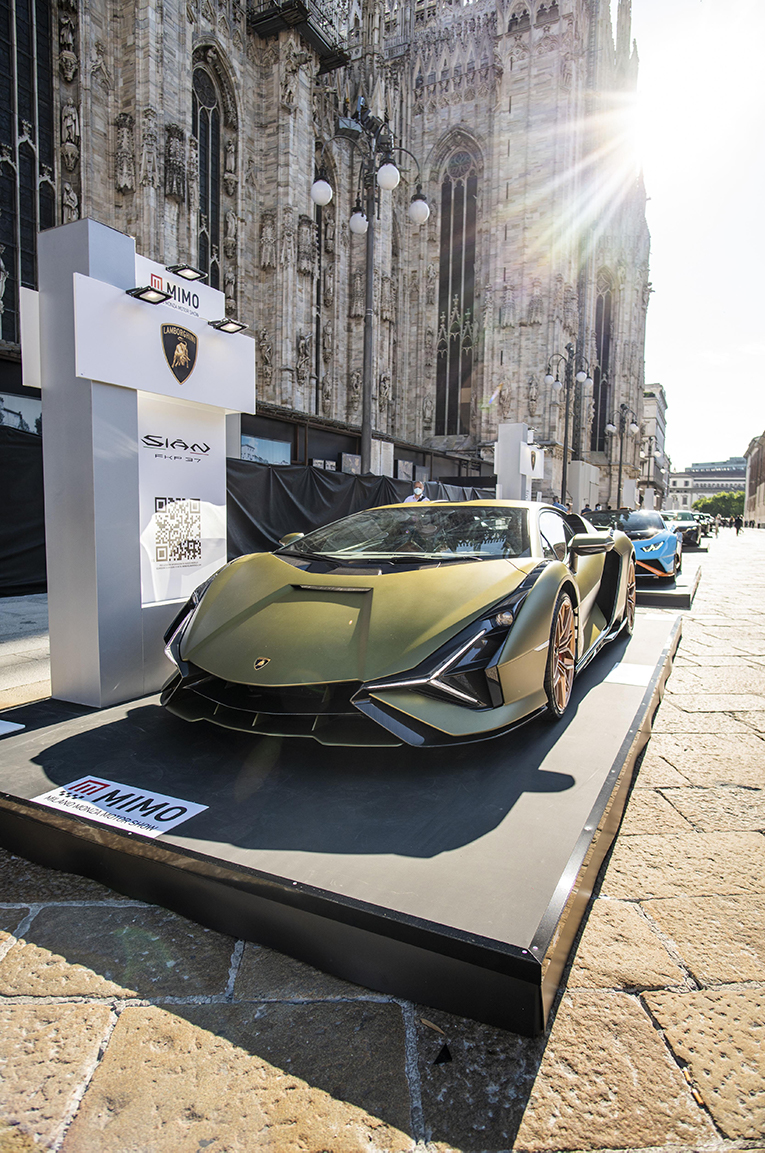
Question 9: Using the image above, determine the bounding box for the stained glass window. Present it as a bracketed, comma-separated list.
[192, 68, 221, 290]
[436, 149, 478, 435]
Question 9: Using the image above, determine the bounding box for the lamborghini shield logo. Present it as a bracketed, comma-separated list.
[253, 658, 271, 671]
[161, 325, 198, 384]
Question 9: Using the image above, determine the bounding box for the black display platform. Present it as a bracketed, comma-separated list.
[0, 612, 681, 1036]
[636, 557, 702, 610]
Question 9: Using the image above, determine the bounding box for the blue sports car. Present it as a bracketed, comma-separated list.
[588, 509, 682, 580]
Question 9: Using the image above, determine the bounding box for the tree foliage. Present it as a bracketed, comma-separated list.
[693, 491, 744, 517]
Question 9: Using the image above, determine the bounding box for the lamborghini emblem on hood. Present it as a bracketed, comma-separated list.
[162, 324, 198, 384]
[253, 658, 271, 670]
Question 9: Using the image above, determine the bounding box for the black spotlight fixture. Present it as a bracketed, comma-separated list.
[126, 284, 172, 305]
[166, 263, 208, 282]
[208, 317, 248, 334]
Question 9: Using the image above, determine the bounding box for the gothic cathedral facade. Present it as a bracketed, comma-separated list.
[0, 0, 650, 501]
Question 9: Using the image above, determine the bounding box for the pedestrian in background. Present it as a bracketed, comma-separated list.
[734, 514, 743, 536]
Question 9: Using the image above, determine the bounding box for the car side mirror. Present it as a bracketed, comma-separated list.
[567, 532, 614, 572]
[278, 532, 305, 547]
[569, 532, 615, 556]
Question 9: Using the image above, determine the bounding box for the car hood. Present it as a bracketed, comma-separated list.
[180, 551, 537, 685]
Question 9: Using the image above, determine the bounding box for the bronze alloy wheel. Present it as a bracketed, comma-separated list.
[545, 591, 576, 719]
[624, 559, 636, 634]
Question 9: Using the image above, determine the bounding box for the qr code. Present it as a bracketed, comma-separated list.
[154, 497, 201, 563]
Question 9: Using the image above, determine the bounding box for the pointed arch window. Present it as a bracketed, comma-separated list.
[192, 66, 221, 290]
[0, 0, 54, 344]
[590, 270, 614, 453]
[436, 148, 478, 436]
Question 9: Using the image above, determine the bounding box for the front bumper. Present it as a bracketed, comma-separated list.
[160, 663, 546, 748]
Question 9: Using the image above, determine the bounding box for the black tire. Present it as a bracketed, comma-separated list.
[544, 590, 576, 720]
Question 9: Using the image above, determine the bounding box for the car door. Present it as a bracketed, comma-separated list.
[539, 511, 606, 654]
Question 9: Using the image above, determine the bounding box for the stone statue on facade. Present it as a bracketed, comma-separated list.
[260, 212, 276, 269]
[322, 321, 332, 364]
[141, 108, 159, 187]
[526, 278, 543, 325]
[297, 215, 315, 276]
[164, 124, 185, 200]
[426, 262, 437, 306]
[323, 264, 334, 307]
[62, 182, 79, 222]
[422, 394, 434, 426]
[348, 370, 361, 411]
[61, 100, 80, 171]
[258, 328, 273, 386]
[224, 209, 237, 258]
[280, 207, 296, 267]
[295, 332, 310, 388]
[224, 267, 236, 314]
[350, 269, 364, 318]
[281, 39, 311, 109]
[321, 376, 333, 416]
[114, 113, 135, 192]
[223, 139, 237, 196]
[323, 203, 335, 254]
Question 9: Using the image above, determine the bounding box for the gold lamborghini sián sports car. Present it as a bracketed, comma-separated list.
[161, 501, 636, 747]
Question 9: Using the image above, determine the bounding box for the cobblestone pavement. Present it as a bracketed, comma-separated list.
[0, 530, 763, 1152]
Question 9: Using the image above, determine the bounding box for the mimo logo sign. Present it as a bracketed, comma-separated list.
[33, 776, 209, 839]
[150, 273, 200, 311]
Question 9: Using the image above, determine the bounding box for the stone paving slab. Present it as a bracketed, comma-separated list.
[643, 895, 765, 984]
[600, 832, 765, 900]
[616, 788, 694, 835]
[414, 992, 716, 1152]
[632, 752, 690, 787]
[644, 988, 765, 1141]
[0, 905, 236, 999]
[661, 784, 765, 832]
[60, 1003, 413, 1153]
[234, 942, 368, 1001]
[566, 899, 687, 990]
[0, 1004, 113, 1150]
[667, 666, 765, 693]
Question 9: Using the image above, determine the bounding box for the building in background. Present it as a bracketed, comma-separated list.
[745, 434, 765, 526]
[0, 0, 650, 493]
[638, 382, 668, 508]
[668, 458, 746, 511]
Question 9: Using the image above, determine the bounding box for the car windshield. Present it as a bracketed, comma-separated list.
[670, 511, 695, 521]
[588, 510, 666, 533]
[280, 505, 531, 561]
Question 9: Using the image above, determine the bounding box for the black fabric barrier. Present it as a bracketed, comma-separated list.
[226, 460, 493, 557]
[0, 426, 46, 596]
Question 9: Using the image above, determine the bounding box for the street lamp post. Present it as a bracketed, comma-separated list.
[544, 342, 593, 504]
[311, 100, 429, 474]
[605, 403, 640, 507]
[640, 434, 667, 507]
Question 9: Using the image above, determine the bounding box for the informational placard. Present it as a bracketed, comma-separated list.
[33, 776, 208, 839]
[137, 393, 227, 605]
[73, 273, 256, 413]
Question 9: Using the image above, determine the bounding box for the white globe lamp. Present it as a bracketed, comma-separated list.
[310, 178, 333, 206]
[376, 162, 400, 190]
[349, 206, 369, 234]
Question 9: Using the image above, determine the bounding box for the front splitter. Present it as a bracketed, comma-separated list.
[0, 612, 680, 1036]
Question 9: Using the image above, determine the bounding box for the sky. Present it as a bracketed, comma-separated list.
[622, 0, 765, 470]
